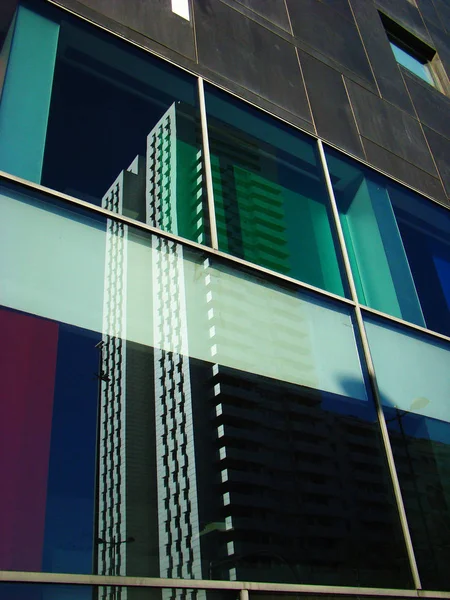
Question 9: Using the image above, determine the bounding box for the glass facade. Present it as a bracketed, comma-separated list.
[0, 182, 411, 587]
[1, 0, 450, 596]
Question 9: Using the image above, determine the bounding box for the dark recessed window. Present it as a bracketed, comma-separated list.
[380, 12, 441, 89]
[389, 39, 435, 85]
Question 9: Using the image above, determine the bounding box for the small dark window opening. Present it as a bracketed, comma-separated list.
[380, 12, 447, 92]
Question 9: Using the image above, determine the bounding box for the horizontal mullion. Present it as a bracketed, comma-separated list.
[0, 570, 433, 597]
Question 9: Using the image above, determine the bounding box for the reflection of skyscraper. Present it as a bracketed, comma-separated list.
[98, 103, 205, 600]
[209, 126, 290, 275]
[97, 101, 412, 592]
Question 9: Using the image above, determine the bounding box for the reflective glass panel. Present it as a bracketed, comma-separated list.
[388, 184, 450, 337]
[0, 2, 206, 244]
[204, 85, 346, 297]
[365, 315, 450, 590]
[0, 182, 411, 587]
[325, 148, 428, 327]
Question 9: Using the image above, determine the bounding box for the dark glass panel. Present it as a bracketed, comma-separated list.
[388, 185, 450, 337]
[365, 316, 450, 590]
[0, 182, 411, 587]
[0, 2, 206, 244]
[204, 85, 346, 297]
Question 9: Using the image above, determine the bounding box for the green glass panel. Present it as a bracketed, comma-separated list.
[205, 85, 346, 296]
[325, 149, 425, 326]
[0, 5, 59, 182]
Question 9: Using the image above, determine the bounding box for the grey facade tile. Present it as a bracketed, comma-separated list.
[423, 125, 450, 199]
[193, 0, 313, 126]
[231, 0, 291, 31]
[433, 0, 450, 34]
[299, 51, 365, 158]
[346, 79, 437, 175]
[317, 0, 355, 22]
[404, 71, 450, 140]
[375, 0, 431, 43]
[362, 137, 448, 205]
[349, 0, 415, 115]
[73, 0, 196, 60]
[285, 0, 376, 87]
[0, 0, 17, 46]
[416, 0, 445, 31]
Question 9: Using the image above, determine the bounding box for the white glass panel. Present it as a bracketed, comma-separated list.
[365, 317, 450, 422]
[0, 189, 105, 332]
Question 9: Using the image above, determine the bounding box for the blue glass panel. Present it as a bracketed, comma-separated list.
[390, 41, 434, 86]
[0, 5, 59, 182]
[388, 184, 450, 337]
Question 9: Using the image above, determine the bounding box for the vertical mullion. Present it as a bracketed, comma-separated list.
[317, 138, 423, 591]
[197, 77, 219, 250]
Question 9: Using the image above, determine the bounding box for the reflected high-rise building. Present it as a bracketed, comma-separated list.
[98, 103, 205, 600]
[97, 101, 417, 593]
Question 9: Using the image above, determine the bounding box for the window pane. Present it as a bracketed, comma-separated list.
[0, 3, 207, 244]
[0, 182, 411, 587]
[390, 41, 434, 86]
[388, 184, 450, 337]
[325, 149, 425, 326]
[365, 316, 450, 590]
[205, 85, 346, 297]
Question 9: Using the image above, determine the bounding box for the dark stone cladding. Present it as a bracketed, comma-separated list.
[0, 0, 18, 45]
[30, 0, 450, 206]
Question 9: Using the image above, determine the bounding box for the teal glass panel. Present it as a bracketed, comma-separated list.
[0, 5, 59, 182]
[0, 181, 412, 587]
[365, 315, 450, 590]
[325, 149, 425, 326]
[390, 41, 435, 86]
[0, 2, 206, 245]
[388, 184, 450, 337]
[205, 85, 346, 297]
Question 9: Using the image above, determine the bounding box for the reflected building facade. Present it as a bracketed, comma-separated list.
[95, 104, 415, 591]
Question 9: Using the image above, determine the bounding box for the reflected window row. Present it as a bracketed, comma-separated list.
[0, 1, 449, 337]
[1, 180, 450, 591]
